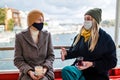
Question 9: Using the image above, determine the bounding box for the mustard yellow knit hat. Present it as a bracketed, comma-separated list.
[27, 10, 44, 27]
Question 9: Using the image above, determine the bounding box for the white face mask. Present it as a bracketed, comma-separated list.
[84, 21, 92, 30]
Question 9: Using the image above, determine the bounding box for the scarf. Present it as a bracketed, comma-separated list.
[81, 28, 91, 42]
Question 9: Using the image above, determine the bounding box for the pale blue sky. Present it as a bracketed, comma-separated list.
[0, 0, 116, 23]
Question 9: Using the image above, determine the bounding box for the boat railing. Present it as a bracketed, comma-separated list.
[0, 45, 119, 51]
[0, 46, 70, 61]
[0, 45, 120, 62]
[0, 46, 120, 80]
[0, 46, 69, 80]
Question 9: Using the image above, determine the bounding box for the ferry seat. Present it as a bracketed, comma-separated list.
[109, 68, 120, 80]
[0, 69, 63, 80]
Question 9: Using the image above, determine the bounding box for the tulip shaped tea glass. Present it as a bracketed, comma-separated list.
[34, 66, 43, 76]
[76, 56, 84, 66]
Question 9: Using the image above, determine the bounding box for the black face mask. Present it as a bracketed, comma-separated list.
[32, 23, 43, 31]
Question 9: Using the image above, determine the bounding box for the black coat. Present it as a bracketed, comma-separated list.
[65, 28, 117, 80]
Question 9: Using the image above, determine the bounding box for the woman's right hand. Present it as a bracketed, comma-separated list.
[61, 48, 67, 61]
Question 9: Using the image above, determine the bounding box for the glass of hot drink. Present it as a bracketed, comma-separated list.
[76, 56, 84, 66]
[34, 66, 43, 76]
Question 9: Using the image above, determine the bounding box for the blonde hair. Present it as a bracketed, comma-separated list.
[73, 19, 99, 52]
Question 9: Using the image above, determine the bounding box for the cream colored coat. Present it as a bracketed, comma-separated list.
[14, 29, 55, 80]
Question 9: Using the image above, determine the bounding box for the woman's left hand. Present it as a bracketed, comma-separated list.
[77, 61, 93, 70]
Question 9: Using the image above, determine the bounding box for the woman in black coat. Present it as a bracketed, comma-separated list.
[61, 8, 117, 80]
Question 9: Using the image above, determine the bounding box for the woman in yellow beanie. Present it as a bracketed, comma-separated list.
[61, 8, 117, 80]
[14, 10, 55, 80]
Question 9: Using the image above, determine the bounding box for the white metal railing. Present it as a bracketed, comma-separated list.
[0, 46, 70, 61]
[0, 46, 120, 61]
